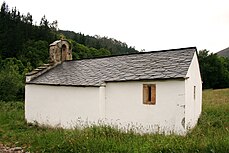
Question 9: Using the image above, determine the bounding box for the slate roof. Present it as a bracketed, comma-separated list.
[217, 47, 229, 58]
[28, 47, 196, 86]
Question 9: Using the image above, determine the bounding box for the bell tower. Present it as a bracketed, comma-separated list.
[49, 39, 72, 64]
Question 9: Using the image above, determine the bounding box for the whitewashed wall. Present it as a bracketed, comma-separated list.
[185, 52, 202, 130]
[104, 80, 186, 135]
[26, 56, 202, 135]
[25, 84, 100, 128]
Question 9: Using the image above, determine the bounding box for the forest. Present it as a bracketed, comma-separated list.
[0, 2, 229, 101]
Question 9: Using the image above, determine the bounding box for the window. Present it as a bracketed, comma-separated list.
[194, 86, 196, 100]
[143, 84, 156, 105]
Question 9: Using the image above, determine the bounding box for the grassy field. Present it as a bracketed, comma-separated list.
[0, 89, 228, 152]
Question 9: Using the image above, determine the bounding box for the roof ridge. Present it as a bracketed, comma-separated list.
[65, 46, 197, 62]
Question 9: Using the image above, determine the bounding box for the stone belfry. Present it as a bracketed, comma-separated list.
[26, 39, 72, 82]
[49, 39, 72, 64]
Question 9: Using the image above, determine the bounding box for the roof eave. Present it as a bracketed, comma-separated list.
[26, 77, 187, 87]
[26, 82, 100, 87]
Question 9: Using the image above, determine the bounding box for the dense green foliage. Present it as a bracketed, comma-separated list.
[198, 50, 229, 89]
[0, 3, 58, 59]
[60, 30, 138, 55]
[0, 58, 24, 101]
[0, 2, 137, 62]
[0, 89, 228, 152]
[0, 2, 137, 101]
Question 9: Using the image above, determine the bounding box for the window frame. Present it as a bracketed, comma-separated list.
[143, 84, 156, 105]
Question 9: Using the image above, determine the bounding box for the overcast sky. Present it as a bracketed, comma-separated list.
[1, 0, 229, 52]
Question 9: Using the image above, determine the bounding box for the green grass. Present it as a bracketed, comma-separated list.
[0, 89, 229, 152]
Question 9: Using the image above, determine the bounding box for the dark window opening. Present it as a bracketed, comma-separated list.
[62, 44, 66, 52]
[194, 86, 196, 100]
[143, 84, 156, 105]
[148, 85, 151, 101]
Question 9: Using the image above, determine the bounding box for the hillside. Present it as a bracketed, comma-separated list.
[0, 2, 137, 64]
[58, 30, 138, 55]
[0, 1, 139, 102]
[217, 47, 229, 58]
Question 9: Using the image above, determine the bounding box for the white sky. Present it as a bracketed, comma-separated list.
[1, 0, 229, 52]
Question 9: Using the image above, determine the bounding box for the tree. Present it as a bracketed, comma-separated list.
[198, 50, 229, 89]
[70, 39, 111, 59]
[19, 40, 49, 69]
[0, 58, 24, 101]
[98, 48, 111, 57]
[58, 30, 138, 55]
[50, 20, 58, 31]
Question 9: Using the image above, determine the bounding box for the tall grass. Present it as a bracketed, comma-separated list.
[0, 89, 228, 152]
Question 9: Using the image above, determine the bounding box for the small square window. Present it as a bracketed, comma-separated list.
[143, 84, 156, 105]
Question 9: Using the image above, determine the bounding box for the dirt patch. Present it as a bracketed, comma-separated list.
[0, 144, 27, 153]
